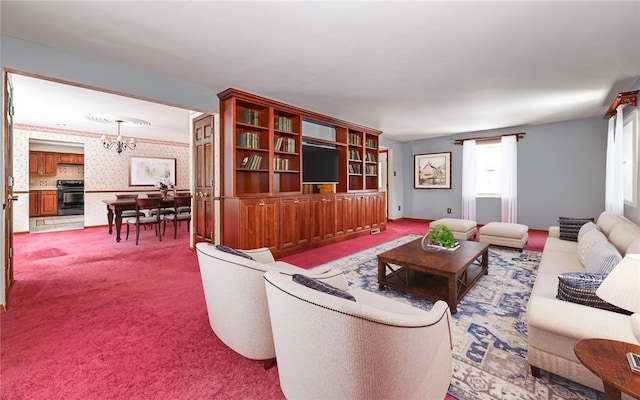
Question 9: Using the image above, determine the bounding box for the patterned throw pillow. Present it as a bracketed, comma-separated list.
[583, 237, 622, 275]
[215, 244, 255, 261]
[577, 221, 600, 242]
[577, 228, 606, 266]
[292, 274, 356, 302]
[557, 273, 631, 314]
[558, 217, 594, 242]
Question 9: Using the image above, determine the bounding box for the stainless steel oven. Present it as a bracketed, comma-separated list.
[57, 180, 84, 216]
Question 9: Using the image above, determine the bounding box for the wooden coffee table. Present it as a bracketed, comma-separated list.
[377, 239, 489, 313]
[575, 338, 640, 400]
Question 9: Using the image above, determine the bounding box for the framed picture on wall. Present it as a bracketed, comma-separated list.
[414, 152, 451, 189]
[129, 156, 176, 186]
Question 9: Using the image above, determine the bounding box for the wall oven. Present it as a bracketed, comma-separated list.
[57, 180, 84, 216]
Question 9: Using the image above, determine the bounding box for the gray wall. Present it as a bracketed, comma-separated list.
[395, 116, 610, 230]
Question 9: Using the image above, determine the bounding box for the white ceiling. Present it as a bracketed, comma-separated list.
[2, 1, 640, 143]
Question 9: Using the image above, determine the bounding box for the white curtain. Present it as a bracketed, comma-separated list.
[461, 140, 476, 221]
[501, 135, 517, 223]
[605, 116, 615, 212]
[612, 105, 625, 214]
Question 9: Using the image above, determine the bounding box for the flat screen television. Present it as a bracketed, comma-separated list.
[302, 142, 339, 184]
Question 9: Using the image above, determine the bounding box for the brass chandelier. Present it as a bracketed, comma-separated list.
[100, 120, 137, 153]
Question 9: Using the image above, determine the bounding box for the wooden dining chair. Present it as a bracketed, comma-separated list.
[115, 194, 142, 219]
[163, 195, 192, 239]
[125, 197, 164, 245]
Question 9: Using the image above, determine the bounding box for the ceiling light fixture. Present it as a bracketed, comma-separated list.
[100, 120, 137, 154]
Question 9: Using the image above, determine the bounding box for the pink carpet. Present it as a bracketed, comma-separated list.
[2, 220, 546, 399]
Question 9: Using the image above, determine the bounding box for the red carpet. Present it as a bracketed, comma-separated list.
[2, 220, 546, 399]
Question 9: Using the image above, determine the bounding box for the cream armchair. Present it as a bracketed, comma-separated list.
[264, 270, 454, 400]
[195, 243, 333, 368]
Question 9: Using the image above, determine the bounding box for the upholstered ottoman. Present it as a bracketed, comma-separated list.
[429, 218, 477, 240]
[479, 222, 529, 250]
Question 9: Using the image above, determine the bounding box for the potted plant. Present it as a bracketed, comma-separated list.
[422, 224, 457, 251]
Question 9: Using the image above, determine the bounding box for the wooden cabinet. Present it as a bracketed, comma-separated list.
[223, 197, 278, 251]
[29, 190, 58, 216]
[279, 196, 310, 250]
[58, 153, 84, 164]
[309, 195, 335, 243]
[335, 194, 354, 236]
[29, 151, 57, 175]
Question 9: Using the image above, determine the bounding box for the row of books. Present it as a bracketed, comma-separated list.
[348, 132, 362, 145]
[274, 116, 294, 132]
[240, 155, 263, 170]
[348, 164, 362, 174]
[241, 109, 262, 126]
[366, 152, 376, 162]
[238, 132, 260, 148]
[274, 137, 296, 152]
[366, 165, 377, 175]
[365, 138, 377, 148]
[348, 150, 361, 160]
[273, 157, 291, 171]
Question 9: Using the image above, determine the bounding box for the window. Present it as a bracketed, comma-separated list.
[476, 142, 501, 197]
[623, 110, 638, 207]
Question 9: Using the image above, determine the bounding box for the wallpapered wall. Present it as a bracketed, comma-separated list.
[13, 125, 190, 232]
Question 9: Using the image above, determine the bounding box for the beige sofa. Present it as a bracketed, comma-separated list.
[526, 211, 640, 394]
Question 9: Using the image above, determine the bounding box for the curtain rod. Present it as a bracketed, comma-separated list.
[604, 90, 638, 119]
[453, 132, 525, 145]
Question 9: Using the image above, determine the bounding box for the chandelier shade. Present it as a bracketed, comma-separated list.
[100, 120, 137, 153]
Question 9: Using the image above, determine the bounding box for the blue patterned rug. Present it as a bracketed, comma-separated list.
[317, 235, 605, 400]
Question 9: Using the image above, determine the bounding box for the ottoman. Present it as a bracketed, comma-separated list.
[429, 218, 477, 240]
[479, 222, 529, 250]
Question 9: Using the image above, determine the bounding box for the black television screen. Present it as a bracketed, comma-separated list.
[302, 143, 339, 184]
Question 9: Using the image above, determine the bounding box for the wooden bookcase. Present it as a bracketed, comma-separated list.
[218, 88, 384, 257]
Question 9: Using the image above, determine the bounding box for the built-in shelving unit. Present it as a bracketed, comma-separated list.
[218, 88, 384, 257]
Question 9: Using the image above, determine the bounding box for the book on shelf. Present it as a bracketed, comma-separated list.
[366, 165, 377, 175]
[366, 152, 376, 162]
[241, 109, 261, 126]
[366, 138, 376, 148]
[240, 154, 263, 170]
[348, 164, 362, 174]
[274, 116, 293, 132]
[349, 149, 361, 160]
[273, 157, 290, 171]
[274, 137, 296, 152]
[348, 132, 362, 145]
[238, 132, 260, 148]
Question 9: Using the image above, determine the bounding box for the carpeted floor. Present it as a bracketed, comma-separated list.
[317, 235, 606, 400]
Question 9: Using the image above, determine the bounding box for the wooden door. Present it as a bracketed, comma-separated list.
[3, 72, 15, 311]
[193, 114, 214, 244]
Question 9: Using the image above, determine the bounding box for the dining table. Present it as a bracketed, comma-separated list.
[102, 197, 175, 242]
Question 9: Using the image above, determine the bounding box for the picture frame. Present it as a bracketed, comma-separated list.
[129, 156, 176, 186]
[414, 152, 451, 189]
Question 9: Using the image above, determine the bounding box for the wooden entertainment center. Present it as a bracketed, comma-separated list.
[218, 89, 385, 257]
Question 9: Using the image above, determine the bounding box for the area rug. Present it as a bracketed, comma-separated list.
[317, 234, 604, 400]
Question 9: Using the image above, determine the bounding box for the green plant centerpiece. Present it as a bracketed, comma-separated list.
[422, 224, 457, 251]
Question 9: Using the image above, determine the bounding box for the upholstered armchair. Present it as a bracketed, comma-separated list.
[263, 270, 454, 399]
[194, 243, 334, 369]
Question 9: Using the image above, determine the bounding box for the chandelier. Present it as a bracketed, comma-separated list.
[100, 120, 137, 153]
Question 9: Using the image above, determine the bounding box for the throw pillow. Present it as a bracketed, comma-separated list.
[557, 273, 631, 314]
[577, 228, 606, 266]
[577, 221, 600, 242]
[558, 217, 594, 242]
[292, 274, 356, 302]
[215, 244, 255, 261]
[583, 237, 622, 275]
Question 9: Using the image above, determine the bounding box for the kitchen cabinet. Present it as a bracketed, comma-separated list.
[29, 151, 57, 175]
[58, 153, 84, 164]
[29, 190, 58, 216]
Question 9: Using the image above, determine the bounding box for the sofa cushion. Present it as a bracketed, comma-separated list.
[557, 272, 631, 314]
[292, 274, 356, 302]
[583, 237, 622, 275]
[577, 221, 600, 242]
[558, 217, 594, 242]
[577, 228, 605, 266]
[215, 244, 255, 261]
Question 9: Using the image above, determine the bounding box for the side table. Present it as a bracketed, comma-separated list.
[574, 338, 640, 400]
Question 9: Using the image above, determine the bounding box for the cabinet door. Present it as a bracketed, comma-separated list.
[29, 152, 39, 174]
[353, 194, 365, 232]
[29, 191, 38, 216]
[42, 153, 58, 175]
[39, 191, 58, 216]
[279, 196, 309, 249]
[240, 198, 278, 251]
[310, 195, 335, 242]
[74, 154, 85, 164]
[335, 194, 354, 236]
[58, 153, 72, 163]
[321, 196, 335, 240]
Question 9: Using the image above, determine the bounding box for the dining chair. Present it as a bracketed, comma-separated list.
[115, 194, 142, 219]
[163, 195, 192, 239]
[125, 197, 164, 245]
